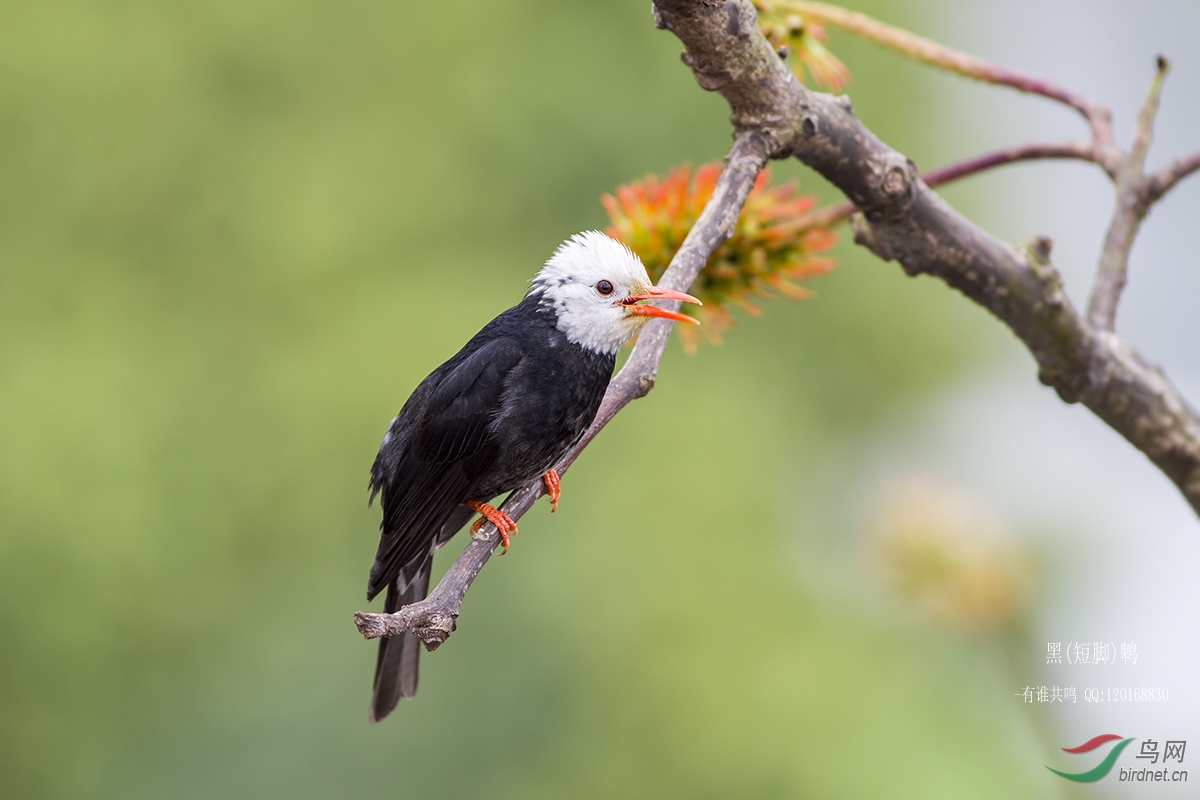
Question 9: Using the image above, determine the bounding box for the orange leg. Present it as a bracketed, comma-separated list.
[466, 499, 518, 554]
[542, 469, 561, 513]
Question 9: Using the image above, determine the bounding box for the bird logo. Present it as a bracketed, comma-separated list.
[1046, 734, 1134, 782]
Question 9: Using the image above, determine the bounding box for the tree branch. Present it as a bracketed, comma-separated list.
[354, 131, 771, 648]
[795, 141, 1101, 232]
[760, 0, 1119, 163]
[1143, 149, 1200, 206]
[921, 141, 1101, 186]
[1086, 57, 1169, 331]
[654, 0, 1200, 514]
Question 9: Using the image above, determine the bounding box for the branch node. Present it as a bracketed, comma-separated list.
[850, 213, 895, 263]
[1017, 235, 1054, 276]
[724, 0, 745, 37]
[872, 155, 919, 221]
[354, 611, 388, 640]
[410, 612, 456, 651]
[882, 165, 907, 196]
[681, 49, 732, 92]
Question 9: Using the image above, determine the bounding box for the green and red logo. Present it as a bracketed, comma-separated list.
[1047, 734, 1133, 782]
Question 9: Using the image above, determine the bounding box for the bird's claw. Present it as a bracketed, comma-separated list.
[466, 499, 518, 554]
[542, 469, 560, 513]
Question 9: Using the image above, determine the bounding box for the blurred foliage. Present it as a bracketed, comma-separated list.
[603, 163, 836, 350]
[865, 472, 1034, 633]
[0, 1, 1053, 799]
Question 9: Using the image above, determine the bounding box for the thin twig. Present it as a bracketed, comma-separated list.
[796, 140, 1101, 231]
[1130, 58, 1168, 172]
[1143, 149, 1200, 206]
[354, 131, 772, 648]
[921, 142, 1100, 186]
[1087, 57, 1170, 331]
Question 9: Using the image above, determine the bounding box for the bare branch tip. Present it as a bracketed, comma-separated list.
[354, 611, 386, 640]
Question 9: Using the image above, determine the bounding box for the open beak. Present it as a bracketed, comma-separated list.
[621, 286, 703, 325]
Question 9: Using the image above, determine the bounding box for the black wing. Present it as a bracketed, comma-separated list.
[367, 336, 524, 600]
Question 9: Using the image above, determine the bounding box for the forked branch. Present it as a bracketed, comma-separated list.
[654, 0, 1200, 514]
[1087, 57, 1170, 331]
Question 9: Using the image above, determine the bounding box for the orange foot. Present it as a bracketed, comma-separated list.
[466, 499, 518, 554]
[542, 469, 561, 513]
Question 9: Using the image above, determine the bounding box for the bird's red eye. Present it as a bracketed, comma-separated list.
[596, 280, 614, 296]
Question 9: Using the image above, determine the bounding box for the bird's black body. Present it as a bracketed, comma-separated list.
[366, 291, 615, 720]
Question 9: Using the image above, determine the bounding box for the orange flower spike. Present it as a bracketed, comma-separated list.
[797, 30, 850, 91]
[751, 168, 771, 193]
[603, 159, 838, 348]
[802, 228, 838, 252]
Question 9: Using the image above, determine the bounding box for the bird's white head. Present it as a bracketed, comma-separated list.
[530, 231, 701, 355]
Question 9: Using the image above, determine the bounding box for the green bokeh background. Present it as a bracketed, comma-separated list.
[1, 2, 1060, 797]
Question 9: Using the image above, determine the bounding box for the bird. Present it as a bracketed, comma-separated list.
[365, 230, 701, 722]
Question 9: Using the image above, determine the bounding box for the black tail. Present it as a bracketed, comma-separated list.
[369, 556, 431, 723]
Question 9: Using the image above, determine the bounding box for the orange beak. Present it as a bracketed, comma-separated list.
[622, 286, 702, 325]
